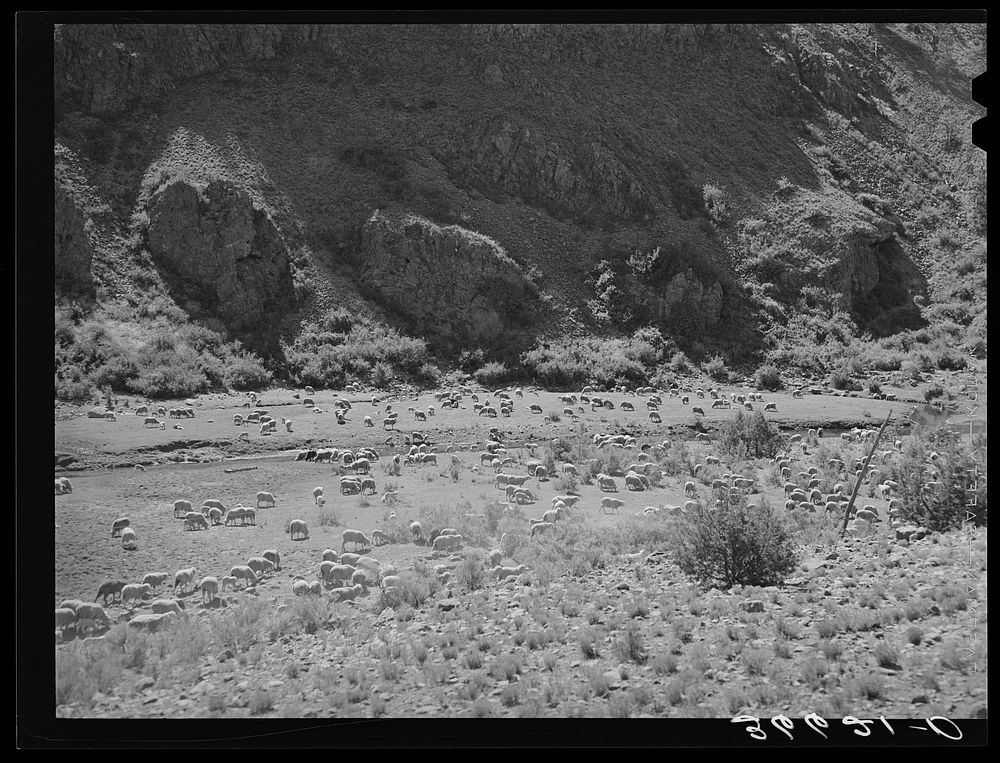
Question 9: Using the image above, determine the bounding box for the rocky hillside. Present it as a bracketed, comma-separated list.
[53, 22, 987, 392]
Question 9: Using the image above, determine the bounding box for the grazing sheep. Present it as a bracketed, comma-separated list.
[183, 512, 209, 531]
[601, 497, 625, 514]
[229, 565, 260, 589]
[246, 557, 276, 576]
[409, 521, 423, 543]
[285, 519, 309, 540]
[340, 478, 362, 495]
[121, 583, 152, 609]
[371, 529, 389, 547]
[218, 575, 236, 592]
[552, 495, 580, 509]
[692, 406, 705, 416]
[110, 517, 131, 538]
[94, 580, 127, 605]
[55, 607, 77, 633]
[173, 568, 197, 594]
[255, 550, 280, 572]
[598, 475, 618, 492]
[173, 500, 194, 519]
[193, 576, 220, 605]
[322, 549, 339, 563]
[74, 603, 112, 631]
[432, 533, 463, 552]
[256, 491, 276, 509]
[141, 572, 171, 593]
[685, 481, 697, 497]
[342, 529, 370, 551]
[120, 527, 138, 550]
[329, 584, 364, 602]
[649, 411, 663, 424]
[151, 599, 185, 616]
[313, 486, 324, 505]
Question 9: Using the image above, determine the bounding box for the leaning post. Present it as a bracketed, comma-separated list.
[840, 410, 893, 536]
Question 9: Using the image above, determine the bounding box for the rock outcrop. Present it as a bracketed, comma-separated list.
[143, 178, 295, 350]
[454, 121, 656, 224]
[54, 182, 97, 299]
[358, 211, 537, 350]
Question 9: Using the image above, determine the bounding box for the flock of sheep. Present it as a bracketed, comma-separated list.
[57, 375, 932, 646]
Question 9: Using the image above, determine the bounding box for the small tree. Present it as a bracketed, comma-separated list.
[717, 410, 784, 461]
[671, 497, 798, 588]
[704, 355, 730, 382]
[889, 426, 987, 530]
[754, 364, 784, 392]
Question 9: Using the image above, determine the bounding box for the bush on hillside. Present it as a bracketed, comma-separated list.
[285, 309, 431, 388]
[473, 362, 508, 388]
[223, 352, 273, 391]
[716, 410, 784, 461]
[753, 364, 783, 391]
[668, 351, 691, 374]
[670, 497, 798, 588]
[704, 355, 729, 382]
[889, 427, 987, 530]
[521, 337, 652, 389]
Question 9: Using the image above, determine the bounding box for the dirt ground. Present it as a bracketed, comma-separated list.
[53, 379, 988, 720]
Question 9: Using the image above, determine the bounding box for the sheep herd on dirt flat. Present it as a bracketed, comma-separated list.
[56, 378, 952, 644]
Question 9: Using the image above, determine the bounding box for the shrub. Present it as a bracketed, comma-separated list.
[670, 496, 798, 588]
[473, 362, 507, 388]
[703, 355, 729, 381]
[703, 184, 727, 224]
[668, 351, 691, 374]
[456, 550, 486, 592]
[223, 352, 272, 391]
[923, 383, 944, 402]
[716, 410, 784, 461]
[889, 426, 987, 530]
[370, 361, 393, 389]
[614, 625, 648, 664]
[753, 364, 783, 392]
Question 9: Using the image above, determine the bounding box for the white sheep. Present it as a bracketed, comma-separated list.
[151, 598, 185, 616]
[220, 575, 237, 592]
[120, 526, 138, 550]
[256, 491, 276, 508]
[140, 572, 171, 593]
[287, 519, 310, 540]
[121, 583, 152, 608]
[197, 577, 220, 604]
[74, 603, 112, 632]
[229, 565, 260, 589]
[313, 486, 324, 505]
[322, 548, 339, 563]
[432, 533, 464, 552]
[329, 584, 364, 602]
[342, 529, 370, 551]
[55, 607, 78, 632]
[600, 497, 625, 514]
[173, 567, 198, 593]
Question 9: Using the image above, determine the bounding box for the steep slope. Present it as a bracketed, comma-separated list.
[53, 21, 986, 393]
